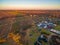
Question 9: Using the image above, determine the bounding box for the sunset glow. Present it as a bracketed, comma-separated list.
[0, 0, 60, 10]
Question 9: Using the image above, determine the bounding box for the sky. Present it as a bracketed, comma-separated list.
[0, 0, 60, 10]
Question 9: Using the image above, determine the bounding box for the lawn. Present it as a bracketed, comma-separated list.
[54, 25, 60, 31]
[41, 29, 51, 35]
[28, 25, 41, 45]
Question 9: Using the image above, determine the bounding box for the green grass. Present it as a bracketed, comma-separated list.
[29, 30, 39, 42]
[54, 25, 60, 31]
[29, 32, 40, 45]
[41, 29, 51, 35]
[28, 26, 41, 45]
